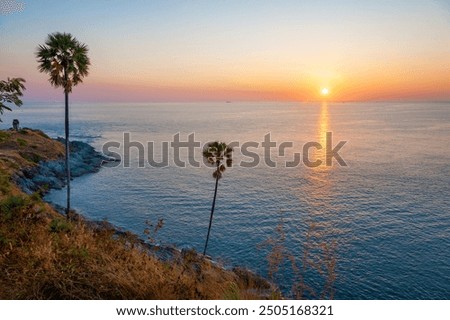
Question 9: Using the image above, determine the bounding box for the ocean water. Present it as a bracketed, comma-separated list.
[3, 101, 449, 299]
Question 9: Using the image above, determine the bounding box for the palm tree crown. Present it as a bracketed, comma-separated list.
[203, 141, 233, 179]
[36, 32, 90, 93]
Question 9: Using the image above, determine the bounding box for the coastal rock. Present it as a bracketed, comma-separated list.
[14, 139, 115, 194]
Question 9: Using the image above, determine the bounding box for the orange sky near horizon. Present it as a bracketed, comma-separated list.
[1, 0, 449, 102]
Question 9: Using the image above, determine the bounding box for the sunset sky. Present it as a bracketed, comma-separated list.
[1, 0, 449, 102]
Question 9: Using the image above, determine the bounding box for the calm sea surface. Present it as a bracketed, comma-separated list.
[3, 102, 449, 299]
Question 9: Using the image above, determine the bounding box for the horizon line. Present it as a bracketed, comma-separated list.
[21, 99, 450, 104]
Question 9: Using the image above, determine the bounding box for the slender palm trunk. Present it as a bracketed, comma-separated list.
[64, 89, 71, 217]
[203, 164, 220, 256]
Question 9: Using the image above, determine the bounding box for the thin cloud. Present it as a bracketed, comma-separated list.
[0, 0, 25, 15]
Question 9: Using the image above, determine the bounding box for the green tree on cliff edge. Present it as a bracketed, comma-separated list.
[36, 32, 90, 217]
[0, 77, 26, 122]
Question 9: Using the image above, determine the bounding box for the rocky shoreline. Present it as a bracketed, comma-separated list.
[11, 137, 193, 263]
[1, 129, 277, 299]
[14, 138, 115, 194]
[8, 133, 276, 297]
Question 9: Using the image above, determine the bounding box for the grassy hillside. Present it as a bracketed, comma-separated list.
[0, 129, 275, 299]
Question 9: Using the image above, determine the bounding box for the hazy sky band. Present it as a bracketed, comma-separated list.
[1, 0, 449, 102]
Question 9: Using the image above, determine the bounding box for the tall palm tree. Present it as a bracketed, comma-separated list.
[202, 141, 233, 256]
[36, 32, 90, 217]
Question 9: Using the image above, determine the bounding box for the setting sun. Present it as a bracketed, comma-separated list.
[321, 88, 330, 96]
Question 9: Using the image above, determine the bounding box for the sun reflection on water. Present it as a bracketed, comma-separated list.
[292, 102, 339, 298]
[314, 101, 331, 173]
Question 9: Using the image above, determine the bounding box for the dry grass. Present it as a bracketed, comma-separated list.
[0, 129, 274, 299]
[260, 216, 337, 299]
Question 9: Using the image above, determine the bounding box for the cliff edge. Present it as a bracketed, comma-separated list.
[0, 129, 276, 299]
